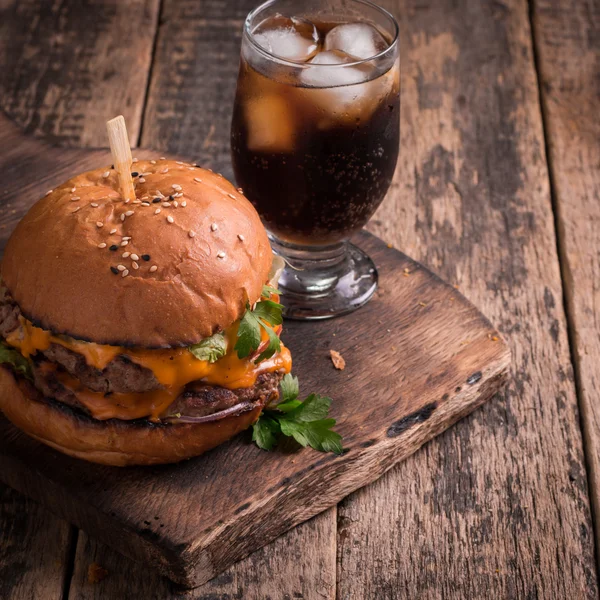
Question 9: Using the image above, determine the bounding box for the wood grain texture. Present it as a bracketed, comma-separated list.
[532, 0, 600, 574]
[141, 0, 250, 173]
[68, 511, 336, 600]
[336, 0, 599, 598]
[0, 485, 75, 600]
[0, 0, 160, 147]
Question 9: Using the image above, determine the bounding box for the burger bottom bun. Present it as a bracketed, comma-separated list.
[0, 367, 266, 466]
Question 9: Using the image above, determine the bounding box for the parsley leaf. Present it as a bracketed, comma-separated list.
[235, 299, 283, 363]
[253, 299, 283, 326]
[235, 307, 263, 359]
[188, 332, 227, 363]
[0, 343, 32, 381]
[252, 415, 280, 451]
[262, 284, 281, 297]
[252, 374, 343, 455]
[280, 374, 299, 403]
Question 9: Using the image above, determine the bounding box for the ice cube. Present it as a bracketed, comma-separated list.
[324, 22, 388, 60]
[299, 54, 398, 128]
[253, 15, 320, 62]
[302, 50, 370, 88]
[244, 95, 296, 153]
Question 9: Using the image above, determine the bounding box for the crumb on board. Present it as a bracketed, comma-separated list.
[330, 349, 346, 370]
[88, 563, 109, 584]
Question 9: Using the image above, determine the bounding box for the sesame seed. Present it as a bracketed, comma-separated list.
[132, 157, 138, 163]
[238, 234, 245, 242]
[124, 199, 130, 204]
[138, 177, 146, 183]
[192, 163, 198, 167]
[149, 265, 158, 273]
[169, 195, 175, 201]
[237, 188, 244, 193]
[109, 245, 118, 251]
[153, 198, 161, 203]
[131, 172, 139, 178]
[154, 208, 161, 215]
[122, 252, 130, 258]
[125, 210, 134, 217]
[141, 202, 150, 207]
[121, 240, 129, 246]
[228, 193, 236, 199]
[188, 230, 196, 238]
[71, 187, 76, 193]
[117, 264, 126, 271]
[130, 253, 139, 261]
[172, 184, 182, 191]
[160, 168, 169, 174]
[150, 160, 156, 165]
[120, 214, 125, 221]
[173, 201, 179, 208]
[193, 177, 202, 183]
[188, 167, 195, 171]
[176, 161, 184, 165]
[141, 172, 152, 177]
[217, 251, 226, 259]
[96, 222, 104, 228]
[181, 201, 187, 207]
[109, 228, 117, 234]
[110, 266, 119, 275]
[46, 190, 53, 196]
[162, 202, 171, 208]
[174, 192, 183, 198]
[91, 202, 98, 207]
[142, 254, 150, 261]
[102, 171, 110, 178]
[160, 156, 165, 160]
[122, 236, 131, 240]
[210, 223, 218, 231]
[72, 207, 81, 213]
[132, 200, 141, 204]
[98, 242, 107, 248]
[132, 261, 139, 270]
[122, 269, 129, 277]
[167, 215, 174, 224]
[71, 196, 81, 201]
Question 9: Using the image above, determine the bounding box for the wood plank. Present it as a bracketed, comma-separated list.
[336, 0, 599, 597]
[532, 0, 600, 574]
[0, 0, 160, 147]
[0, 485, 74, 600]
[68, 512, 336, 600]
[140, 0, 250, 173]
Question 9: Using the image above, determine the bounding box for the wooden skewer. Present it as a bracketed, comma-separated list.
[106, 116, 136, 202]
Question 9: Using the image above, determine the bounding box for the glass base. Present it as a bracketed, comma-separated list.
[270, 236, 378, 320]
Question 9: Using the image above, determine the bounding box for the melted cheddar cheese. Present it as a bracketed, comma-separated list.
[6, 317, 292, 421]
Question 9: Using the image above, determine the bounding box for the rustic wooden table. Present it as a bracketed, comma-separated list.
[0, 0, 598, 598]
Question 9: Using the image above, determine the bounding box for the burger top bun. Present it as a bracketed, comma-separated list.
[1, 160, 272, 347]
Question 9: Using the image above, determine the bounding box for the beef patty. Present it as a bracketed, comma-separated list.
[32, 360, 283, 421]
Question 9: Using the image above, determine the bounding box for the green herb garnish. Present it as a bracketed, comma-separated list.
[252, 374, 343, 455]
[0, 343, 32, 380]
[235, 296, 283, 363]
[188, 332, 227, 363]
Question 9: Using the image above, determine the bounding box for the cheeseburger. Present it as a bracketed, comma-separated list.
[0, 159, 291, 466]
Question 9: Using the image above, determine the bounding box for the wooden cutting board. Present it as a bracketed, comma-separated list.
[0, 115, 510, 587]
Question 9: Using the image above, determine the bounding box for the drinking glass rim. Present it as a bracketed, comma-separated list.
[243, 0, 399, 69]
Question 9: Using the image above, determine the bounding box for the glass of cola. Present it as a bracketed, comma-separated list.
[231, 0, 400, 319]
